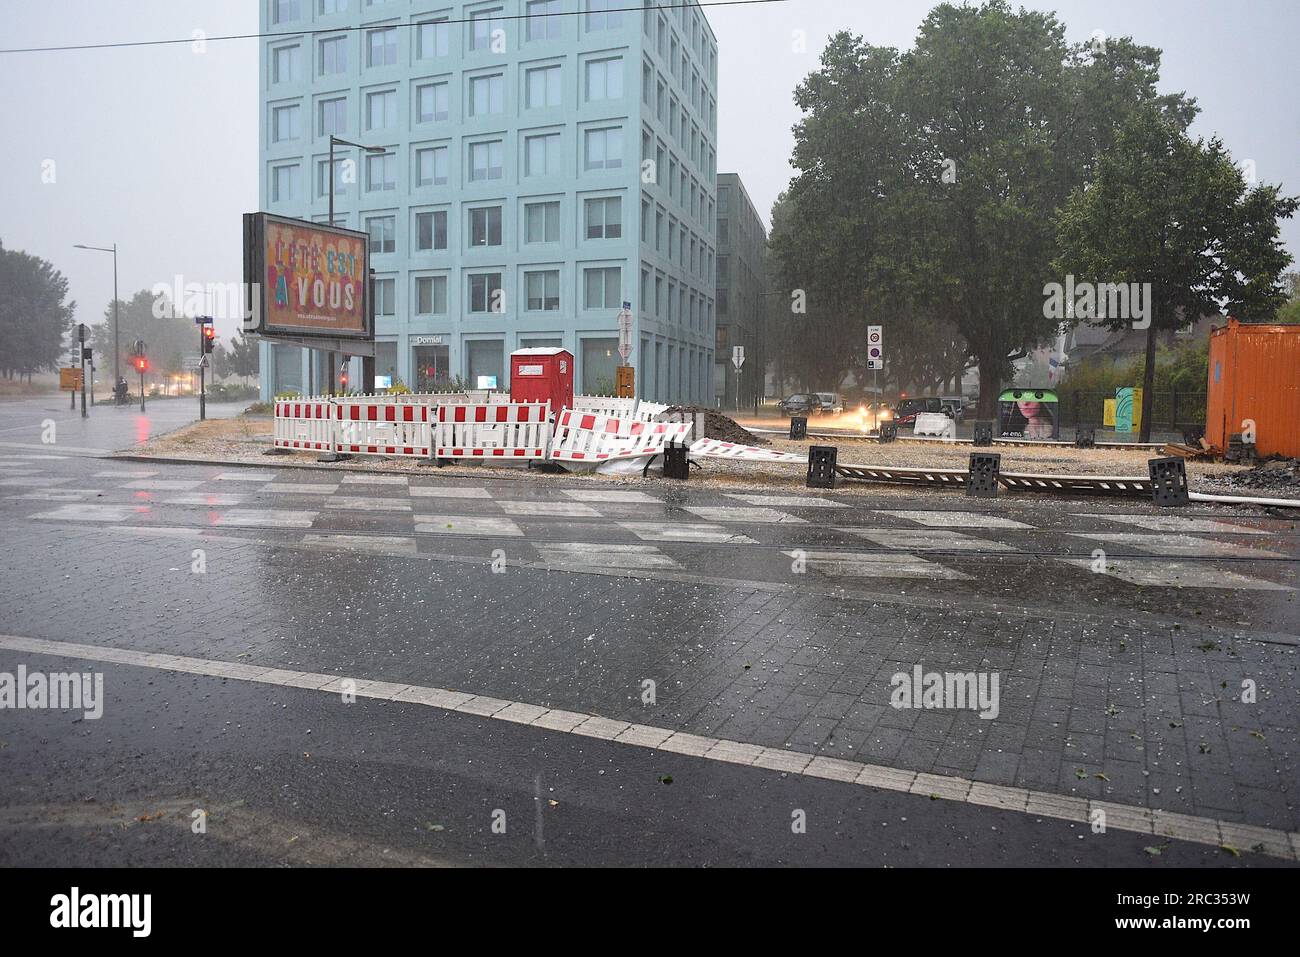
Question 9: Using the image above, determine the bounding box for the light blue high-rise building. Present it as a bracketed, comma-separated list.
[258, 0, 719, 403]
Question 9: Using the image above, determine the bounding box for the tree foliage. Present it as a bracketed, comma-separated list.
[769, 1, 1202, 415]
[0, 240, 76, 381]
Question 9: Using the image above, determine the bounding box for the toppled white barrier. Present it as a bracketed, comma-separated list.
[913, 412, 957, 439]
[549, 410, 693, 463]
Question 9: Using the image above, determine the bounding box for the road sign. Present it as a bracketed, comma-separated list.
[60, 367, 84, 390]
[867, 358, 884, 370]
[617, 309, 633, 362]
[732, 345, 745, 371]
[867, 325, 884, 362]
[182, 356, 204, 371]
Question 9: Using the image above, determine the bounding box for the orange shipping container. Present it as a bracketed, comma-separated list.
[1206, 319, 1300, 458]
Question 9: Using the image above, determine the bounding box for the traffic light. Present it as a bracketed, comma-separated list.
[133, 356, 149, 374]
[202, 324, 216, 354]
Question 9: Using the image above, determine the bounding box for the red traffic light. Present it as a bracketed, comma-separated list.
[133, 356, 149, 373]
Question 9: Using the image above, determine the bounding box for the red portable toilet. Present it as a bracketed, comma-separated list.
[510, 348, 574, 413]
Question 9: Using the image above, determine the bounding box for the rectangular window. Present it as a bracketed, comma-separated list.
[366, 90, 396, 130]
[524, 133, 558, 177]
[583, 127, 622, 171]
[584, 197, 621, 239]
[526, 0, 561, 41]
[272, 46, 301, 84]
[273, 0, 301, 24]
[366, 152, 395, 192]
[416, 146, 449, 186]
[319, 96, 347, 136]
[417, 18, 450, 58]
[469, 206, 503, 247]
[374, 277, 395, 316]
[585, 57, 623, 101]
[525, 270, 560, 311]
[585, 0, 623, 31]
[469, 140, 503, 181]
[469, 74, 504, 116]
[366, 215, 396, 254]
[415, 210, 448, 251]
[271, 104, 300, 142]
[317, 158, 346, 197]
[319, 0, 348, 13]
[271, 164, 299, 202]
[524, 202, 560, 244]
[416, 82, 449, 123]
[319, 36, 347, 75]
[415, 275, 447, 314]
[469, 273, 504, 313]
[367, 27, 397, 67]
[525, 65, 561, 108]
[470, 8, 504, 51]
[583, 267, 620, 310]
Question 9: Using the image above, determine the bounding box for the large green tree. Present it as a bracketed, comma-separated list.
[771, 1, 1198, 416]
[1055, 108, 1297, 440]
[0, 240, 75, 382]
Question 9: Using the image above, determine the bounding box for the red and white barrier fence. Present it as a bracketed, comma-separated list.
[434, 402, 552, 460]
[273, 399, 338, 452]
[334, 402, 434, 457]
[688, 438, 806, 463]
[549, 410, 694, 462]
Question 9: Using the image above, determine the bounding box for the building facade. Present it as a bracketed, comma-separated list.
[257, 0, 719, 402]
[713, 172, 766, 409]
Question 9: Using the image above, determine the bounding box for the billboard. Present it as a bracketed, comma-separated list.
[243, 213, 371, 340]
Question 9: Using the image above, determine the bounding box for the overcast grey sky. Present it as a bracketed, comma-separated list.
[2, 0, 1296, 339]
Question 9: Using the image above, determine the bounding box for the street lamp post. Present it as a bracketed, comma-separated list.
[328, 137, 386, 396]
[73, 243, 119, 385]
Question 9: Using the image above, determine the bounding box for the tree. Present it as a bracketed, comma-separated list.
[88, 289, 199, 385]
[771, 2, 1197, 416]
[0, 240, 75, 382]
[224, 331, 261, 385]
[1055, 107, 1297, 439]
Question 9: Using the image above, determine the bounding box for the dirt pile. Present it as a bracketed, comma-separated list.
[661, 406, 767, 445]
[1222, 458, 1300, 492]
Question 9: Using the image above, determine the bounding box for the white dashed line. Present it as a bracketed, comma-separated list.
[0, 633, 1289, 861]
[886, 510, 1033, 529]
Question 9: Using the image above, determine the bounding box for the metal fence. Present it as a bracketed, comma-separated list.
[1058, 390, 1207, 431]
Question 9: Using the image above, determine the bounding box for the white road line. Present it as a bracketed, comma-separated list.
[122, 479, 203, 491]
[409, 486, 492, 499]
[413, 514, 523, 537]
[213, 470, 282, 481]
[684, 506, 807, 524]
[341, 474, 409, 485]
[783, 550, 973, 580]
[323, 497, 413, 512]
[0, 633, 1291, 862]
[161, 493, 248, 506]
[0, 477, 72, 487]
[839, 528, 1018, 553]
[725, 494, 849, 508]
[211, 509, 318, 529]
[1060, 558, 1294, 591]
[94, 470, 158, 479]
[302, 534, 419, 556]
[561, 489, 660, 503]
[534, 542, 680, 570]
[618, 521, 757, 544]
[260, 483, 340, 496]
[497, 500, 602, 518]
[1076, 513, 1272, 535]
[886, 510, 1034, 529]
[29, 503, 140, 522]
[1070, 532, 1285, 559]
[10, 489, 106, 502]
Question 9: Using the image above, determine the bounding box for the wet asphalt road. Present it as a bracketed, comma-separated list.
[0, 403, 1297, 867]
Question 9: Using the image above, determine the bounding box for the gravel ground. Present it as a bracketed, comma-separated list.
[116, 413, 1295, 500]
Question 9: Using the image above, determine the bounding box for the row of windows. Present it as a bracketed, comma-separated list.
[642, 1, 717, 106]
[637, 261, 715, 331]
[353, 197, 623, 258]
[269, 0, 642, 85]
[637, 193, 714, 283]
[639, 130, 714, 235]
[267, 124, 626, 202]
[366, 263, 627, 317]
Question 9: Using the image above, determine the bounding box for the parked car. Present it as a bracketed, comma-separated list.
[813, 392, 846, 414]
[938, 396, 967, 422]
[778, 393, 821, 416]
[893, 396, 951, 427]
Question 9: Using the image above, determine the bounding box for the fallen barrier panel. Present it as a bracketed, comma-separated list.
[689, 438, 806, 463]
[434, 402, 552, 459]
[633, 401, 670, 421]
[997, 472, 1151, 496]
[334, 401, 433, 457]
[273, 399, 336, 451]
[913, 412, 957, 439]
[834, 462, 969, 487]
[572, 394, 638, 419]
[549, 411, 693, 462]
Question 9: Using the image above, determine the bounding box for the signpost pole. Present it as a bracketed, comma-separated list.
[199, 322, 207, 422]
[78, 324, 87, 419]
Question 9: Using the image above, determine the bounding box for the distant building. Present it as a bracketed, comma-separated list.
[257, 0, 719, 402]
[714, 173, 766, 408]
